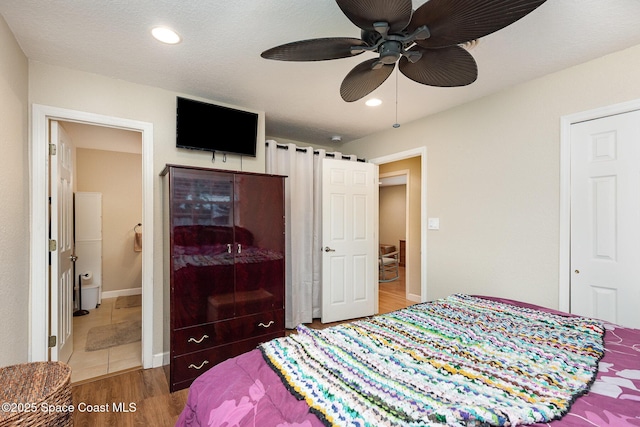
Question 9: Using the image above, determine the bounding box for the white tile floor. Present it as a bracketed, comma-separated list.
[68, 297, 142, 384]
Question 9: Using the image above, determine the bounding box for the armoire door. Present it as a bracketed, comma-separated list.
[170, 168, 235, 327]
[233, 173, 285, 317]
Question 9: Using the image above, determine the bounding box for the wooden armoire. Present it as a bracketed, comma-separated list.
[161, 164, 285, 392]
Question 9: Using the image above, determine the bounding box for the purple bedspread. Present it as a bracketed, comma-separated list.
[176, 297, 640, 427]
[176, 348, 323, 427]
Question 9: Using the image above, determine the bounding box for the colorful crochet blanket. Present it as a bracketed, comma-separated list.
[260, 294, 605, 426]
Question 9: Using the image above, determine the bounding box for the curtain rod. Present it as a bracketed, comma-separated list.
[266, 141, 366, 162]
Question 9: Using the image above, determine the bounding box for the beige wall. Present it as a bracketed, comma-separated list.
[379, 158, 422, 298]
[379, 185, 405, 247]
[76, 147, 143, 293]
[0, 16, 29, 366]
[28, 61, 266, 358]
[344, 43, 640, 310]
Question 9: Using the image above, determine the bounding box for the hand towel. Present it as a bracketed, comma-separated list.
[134, 232, 142, 252]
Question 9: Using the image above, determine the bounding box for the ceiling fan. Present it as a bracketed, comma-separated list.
[261, 0, 547, 102]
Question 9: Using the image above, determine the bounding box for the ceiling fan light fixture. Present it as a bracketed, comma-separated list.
[151, 26, 181, 44]
[378, 41, 403, 64]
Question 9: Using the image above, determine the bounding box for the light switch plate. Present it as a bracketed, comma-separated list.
[428, 218, 440, 230]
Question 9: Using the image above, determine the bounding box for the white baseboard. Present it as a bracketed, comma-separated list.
[407, 292, 421, 303]
[101, 287, 142, 299]
[153, 352, 169, 367]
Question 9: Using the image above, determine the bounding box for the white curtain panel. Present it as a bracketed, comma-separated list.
[266, 141, 357, 328]
[311, 149, 325, 319]
[266, 141, 315, 327]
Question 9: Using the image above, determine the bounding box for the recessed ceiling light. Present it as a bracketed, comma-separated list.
[151, 26, 181, 44]
[365, 98, 382, 107]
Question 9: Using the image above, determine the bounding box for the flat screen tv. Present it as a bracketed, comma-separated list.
[176, 97, 258, 157]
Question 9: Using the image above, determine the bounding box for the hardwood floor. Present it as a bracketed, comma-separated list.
[378, 265, 410, 314]
[72, 268, 410, 426]
[71, 366, 188, 426]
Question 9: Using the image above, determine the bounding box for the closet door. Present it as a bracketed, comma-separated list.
[570, 111, 640, 328]
[233, 174, 285, 317]
[170, 168, 235, 327]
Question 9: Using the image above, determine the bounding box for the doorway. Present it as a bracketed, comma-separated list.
[30, 105, 154, 372]
[378, 171, 408, 311]
[370, 147, 427, 303]
[63, 121, 144, 382]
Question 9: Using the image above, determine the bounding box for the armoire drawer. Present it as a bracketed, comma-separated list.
[172, 309, 284, 355]
[171, 332, 283, 387]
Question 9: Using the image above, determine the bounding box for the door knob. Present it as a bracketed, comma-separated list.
[324, 246, 335, 252]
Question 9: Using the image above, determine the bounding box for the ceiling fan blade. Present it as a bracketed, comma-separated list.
[399, 45, 477, 87]
[408, 0, 547, 48]
[261, 38, 368, 61]
[340, 58, 394, 102]
[336, 0, 413, 33]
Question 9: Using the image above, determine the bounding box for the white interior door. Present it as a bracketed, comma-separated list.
[570, 110, 640, 328]
[321, 158, 378, 323]
[50, 120, 75, 362]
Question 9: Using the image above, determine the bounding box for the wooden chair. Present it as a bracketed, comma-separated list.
[379, 245, 399, 282]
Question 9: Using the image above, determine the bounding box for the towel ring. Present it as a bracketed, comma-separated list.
[134, 223, 142, 232]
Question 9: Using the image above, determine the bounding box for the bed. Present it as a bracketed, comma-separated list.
[175, 295, 640, 426]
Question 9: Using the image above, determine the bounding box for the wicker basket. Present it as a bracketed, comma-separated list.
[0, 361, 72, 427]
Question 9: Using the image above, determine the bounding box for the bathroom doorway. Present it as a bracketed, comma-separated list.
[30, 104, 154, 379]
[63, 121, 143, 383]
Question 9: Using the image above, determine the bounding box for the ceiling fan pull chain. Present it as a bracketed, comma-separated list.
[393, 67, 400, 128]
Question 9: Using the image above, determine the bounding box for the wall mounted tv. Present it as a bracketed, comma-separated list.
[176, 97, 258, 157]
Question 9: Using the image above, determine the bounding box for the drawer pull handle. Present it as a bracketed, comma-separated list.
[259, 321, 274, 328]
[188, 334, 209, 344]
[188, 361, 209, 370]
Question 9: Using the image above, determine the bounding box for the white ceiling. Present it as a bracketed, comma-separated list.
[2, 1, 640, 146]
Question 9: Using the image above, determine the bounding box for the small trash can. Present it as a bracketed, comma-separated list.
[81, 282, 100, 310]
